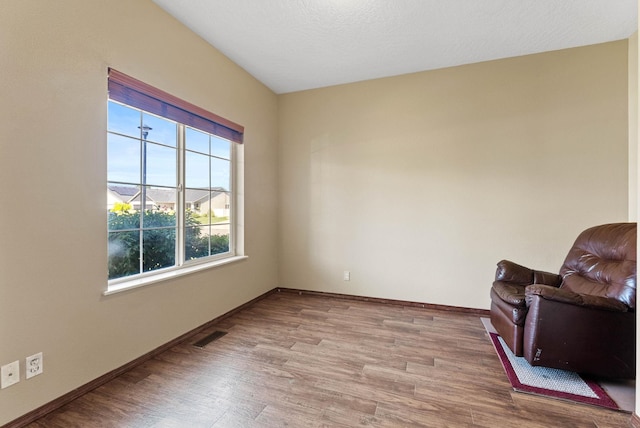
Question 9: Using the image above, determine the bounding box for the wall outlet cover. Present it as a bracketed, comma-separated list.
[1, 360, 20, 389]
[26, 352, 43, 379]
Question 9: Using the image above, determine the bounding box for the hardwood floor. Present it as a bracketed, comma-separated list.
[25, 291, 632, 427]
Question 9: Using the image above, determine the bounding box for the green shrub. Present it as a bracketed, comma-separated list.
[108, 210, 229, 279]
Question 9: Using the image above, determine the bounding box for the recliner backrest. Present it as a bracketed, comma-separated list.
[559, 223, 637, 309]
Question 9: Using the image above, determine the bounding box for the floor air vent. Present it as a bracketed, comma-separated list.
[193, 331, 227, 348]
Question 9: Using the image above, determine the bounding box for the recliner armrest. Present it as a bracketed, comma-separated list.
[495, 260, 534, 284]
[492, 281, 527, 306]
[525, 284, 629, 312]
[495, 260, 561, 286]
[532, 270, 562, 287]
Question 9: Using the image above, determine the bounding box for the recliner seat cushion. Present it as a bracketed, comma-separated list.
[490, 288, 528, 325]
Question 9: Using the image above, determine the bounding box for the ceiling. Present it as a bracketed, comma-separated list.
[152, 0, 637, 94]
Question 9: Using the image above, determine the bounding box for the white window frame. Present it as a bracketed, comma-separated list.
[105, 70, 246, 295]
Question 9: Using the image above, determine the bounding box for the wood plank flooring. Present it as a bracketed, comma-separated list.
[25, 291, 633, 427]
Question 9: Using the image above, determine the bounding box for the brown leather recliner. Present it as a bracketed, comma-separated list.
[489, 222, 636, 379]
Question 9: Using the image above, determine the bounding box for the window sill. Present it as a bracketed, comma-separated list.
[103, 255, 249, 296]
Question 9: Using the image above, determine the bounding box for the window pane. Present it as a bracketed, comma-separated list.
[142, 197, 177, 229]
[211, 157, 230, 190]
[143, 187, 177, 214]
[108, 101, 141, 137]
[108, 184, 139, 214]
[142, 228, 175, 272]
[185, 190, 211, 224]
[185, 224, 230, 259]
[108, 230, 140, 280]
[107, 202, 140, 231]
[185, 127, 209, 154]
[185, 225, 210, 260]
[210, 227, 230, 255]
[211, 136, 231, 160]
[211, 191, 230, 219]
[142, 112, 177, 147]
[108, 134, 140, 183]
[145, 143, 176, 187]
[186, 151, 210, 189]
[127, 186, 149, 212]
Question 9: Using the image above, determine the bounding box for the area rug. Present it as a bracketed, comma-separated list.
[481, 318, 633, 412]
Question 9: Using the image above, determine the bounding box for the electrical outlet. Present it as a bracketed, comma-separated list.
[343, 270, 350, 281]
[1, 361, 20, 389]
[25, 352, 43, 379]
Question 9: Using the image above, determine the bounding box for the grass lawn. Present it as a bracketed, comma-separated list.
[193, 214, 229, 224]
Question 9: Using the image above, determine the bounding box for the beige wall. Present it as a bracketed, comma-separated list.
[279, 41, 629, 310]
[0, 0, 278, 424]
[0, 1, 633, 424]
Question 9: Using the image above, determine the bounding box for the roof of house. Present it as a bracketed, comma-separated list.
[108, 185, 227, 204]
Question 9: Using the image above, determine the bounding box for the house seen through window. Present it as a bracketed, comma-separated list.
[107, 69, 243, 283]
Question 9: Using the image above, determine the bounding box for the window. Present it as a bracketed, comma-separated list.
[107, 69, 243, 285]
